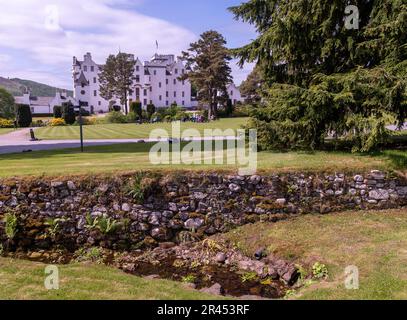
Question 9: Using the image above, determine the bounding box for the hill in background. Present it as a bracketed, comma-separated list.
[0, 76, 73, 97]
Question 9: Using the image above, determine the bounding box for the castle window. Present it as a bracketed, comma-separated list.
[174, 92, 176, 98]
[91, 66, 94, 72]
[136, 66, 140, 72]
[154, 70, 157, 76]
[166, 101, 169, 106]
[94, 90, 97, 97]
[136, 75, 140, 82]
[144, 99, 147, 106]
[144, 89, 147, 96]
[150, 87, 152, 93]
[166, 91, 169, 98]
[136, 88, 140, 96]
[182, 101, 185, 106]
[98, 101, 101, 106]
[182, 80, 185, 85]
[93, 77, 96, 83]
[173, 79, 176, 85]
[159, 95, 162, 101]
[182, 91, 185, 98]
[166, 79, 169, 85]
[159, 82, 162, 88]
[81, 90, 85, 95]
[175, 68, 178, 74]
[84, 66, 87, 72]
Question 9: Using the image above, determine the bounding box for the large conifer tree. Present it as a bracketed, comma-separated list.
[230, 0, 406, 151]
[181, 31, 233, 119]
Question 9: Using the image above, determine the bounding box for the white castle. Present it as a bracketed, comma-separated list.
[72, 52, 193, 113]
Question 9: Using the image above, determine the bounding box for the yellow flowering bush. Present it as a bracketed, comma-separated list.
[49, 118, 66, 127]
[0, 118, 14, 128]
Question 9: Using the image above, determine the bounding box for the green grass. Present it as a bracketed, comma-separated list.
[35, 118, 249, 140]
[0, 128, 14, 135]
[0, 258, 218, 300]
[217, 208, 407, 300]
[0, 142, 404, 177]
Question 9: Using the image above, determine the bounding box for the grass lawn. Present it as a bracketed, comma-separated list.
[217, 208, 407, 300]
[0, 128, 15, 136]
[0, 142, 404, 177]
[35, 118, 249, 140]
[0, 258, 218, 300]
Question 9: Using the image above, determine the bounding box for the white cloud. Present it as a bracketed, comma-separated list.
[0, 0, 196, 88]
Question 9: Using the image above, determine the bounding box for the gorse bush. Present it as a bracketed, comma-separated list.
[0, 118, 14, 128]
[49, 118, 66, 127]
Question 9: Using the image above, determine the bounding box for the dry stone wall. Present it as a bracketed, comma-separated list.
[0, 171, 406, 251]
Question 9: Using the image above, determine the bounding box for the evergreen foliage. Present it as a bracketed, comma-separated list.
[15, 104, 32, 127]
[230, 0, 406, 152]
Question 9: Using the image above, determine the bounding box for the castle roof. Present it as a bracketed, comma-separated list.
[75, 71, 89, 86]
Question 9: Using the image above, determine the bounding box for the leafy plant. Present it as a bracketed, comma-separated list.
[241, 272, 259, 283]
[126, 172, 158, 204]
[96, 217, 120, 235]
[85, 213, 99, 230]
[74, 247, 104, 264]
[0, 243, 4, 256]
[181, 275, 196, 284]
[202, 239, 222, 254]
[3, 212, 18, 240]
[284, 289, 297, 300]
[312, 262, 329, 279]
[45, 218, 66, 238]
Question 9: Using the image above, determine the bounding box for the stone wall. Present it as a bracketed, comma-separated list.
[0, 171, 406, 251]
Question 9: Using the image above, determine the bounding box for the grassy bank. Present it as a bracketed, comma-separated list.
[0, 128, 14, 136]
[217, 208, 407, 300]
[0, 142, 404, 177]
[0, 258, 218, 300]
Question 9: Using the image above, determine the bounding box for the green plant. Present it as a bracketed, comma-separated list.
[106, 111, 127, 124]
[181, 275, 196, 284]
[85, 213, 99, 230]
[15, 104, 32, 127]
[296, 264, 309, 281]
[74, 247, 104, 264]
[44, 218, 66, 238]
[241, 272, 258, 283]
[96, 216, 120, 235]
[126, 172, 158, 204]
[284, 289, 297, 300]
[53, 105, 62, 118]
[61, 102, 76, 125]
[3, 212, 18, 240]
[312, 262, 329, 279]
[0, 243, 4, 255]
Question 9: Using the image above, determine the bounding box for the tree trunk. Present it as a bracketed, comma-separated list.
[124, 91, 128, 115]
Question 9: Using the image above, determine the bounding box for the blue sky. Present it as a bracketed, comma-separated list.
[0, 0, 256, 90]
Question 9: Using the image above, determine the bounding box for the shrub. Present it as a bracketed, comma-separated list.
[49, 118, 66, 127]
[130, 101, 143, 119]
[31, 120, 46, 127]
[62, 102, 76, 125]
[15, 104, 32, 127]
[0, 87, 15, 119]
[76, 116, 96, 126]
[312, 262, 329, 279]
[126, 112, 139, 123]
[53, 105, 62, 118]
[146, 104, 156, 119]
[106, 111, 127, 124]
[0, 118, 14, 128]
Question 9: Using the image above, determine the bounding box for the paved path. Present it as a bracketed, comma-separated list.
[0, 129, 238, 155]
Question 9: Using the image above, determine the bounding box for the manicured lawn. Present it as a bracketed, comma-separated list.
[0, 128, 14, 136]
[35, 118, 249, 140]
[0, 258, 218, 300]
[0, 142, 404, 177]
[217, 208, 407, 300]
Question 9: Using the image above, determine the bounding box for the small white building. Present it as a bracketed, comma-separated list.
[227, 83, 245, 105]
[72, 52, 193, 113]
[14, 90, 76, 115]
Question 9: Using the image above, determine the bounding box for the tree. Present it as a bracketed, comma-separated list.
[230, 0, 406, 152]
[62, 102, 76, 125]
[130, 101, 143, 119]
[239, 65, 264, 104]
[181, 30, 233, 119]
[15, 104, 32, 127]
[0, 88, 15, 119]
[225, 99, 234, 117]
[146, 104, 156, 119]
[99, 52, 136, 115]
[53, 105, 62, 118]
